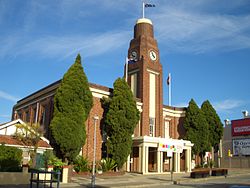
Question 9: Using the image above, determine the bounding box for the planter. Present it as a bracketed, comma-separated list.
[211, 169, 228, 176]
[190, 170, 210, 178]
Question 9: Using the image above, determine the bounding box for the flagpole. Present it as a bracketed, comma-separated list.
[142, 2, 145, 18]
[168, 73, 171, 106]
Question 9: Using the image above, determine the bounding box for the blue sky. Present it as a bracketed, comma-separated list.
[0, 0, 250, 124]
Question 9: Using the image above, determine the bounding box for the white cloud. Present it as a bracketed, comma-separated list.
[0, 30, 130, 62]
[213, 99, 245, 113]
[0, 90, 19, 102]
[152, 2, 250, 54]
[0, 114, 11, 118]
[173, 102, 188, 108]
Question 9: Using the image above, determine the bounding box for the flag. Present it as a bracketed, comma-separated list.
[145, 3, 155, 8]
[167, 73, 171, 85]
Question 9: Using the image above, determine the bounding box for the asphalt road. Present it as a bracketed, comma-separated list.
[159, 174, 250, 188]
[1, 172, 250, 188]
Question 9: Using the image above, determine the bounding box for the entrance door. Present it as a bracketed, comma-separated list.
[180, 151, 186, 172]
[163, 152, 171, 172]
[148, 147, 157, 172]
[130, 147, 139, 172]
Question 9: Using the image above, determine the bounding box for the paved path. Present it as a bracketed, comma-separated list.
[62, 168, 250, 188]
[1, 168, 250, 188]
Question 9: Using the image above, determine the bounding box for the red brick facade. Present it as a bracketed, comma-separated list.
[12, 18, 191, 173]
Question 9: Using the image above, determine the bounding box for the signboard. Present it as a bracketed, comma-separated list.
[159, 143, 183, 153]
[233, 138, 250, 156]
[232, 119, 250, 136]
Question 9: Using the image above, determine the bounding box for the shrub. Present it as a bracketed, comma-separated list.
[0, 144, 22, 172]
[208, 160, 215, 168]
[99, 158, 117, 172]
[73, 155, 89, 173]
[42, 150, 56, 169]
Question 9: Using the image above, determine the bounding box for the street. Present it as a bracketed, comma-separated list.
[157, 174, 250, 188]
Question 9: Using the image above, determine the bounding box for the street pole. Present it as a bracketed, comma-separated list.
[91, 115, 99, 188]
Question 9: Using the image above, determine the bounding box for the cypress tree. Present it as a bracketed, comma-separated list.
[105, 78, 140, 169]
[184, 99, 210, 159]
[201, 100, 223, 151]
[50, 54, 93, 163]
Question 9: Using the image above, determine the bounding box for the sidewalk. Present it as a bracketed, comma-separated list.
[61, 168, 250, 188]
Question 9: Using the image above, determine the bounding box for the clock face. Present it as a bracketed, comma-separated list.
[149, 50, 157, 61]
[131, 51, 137, 60]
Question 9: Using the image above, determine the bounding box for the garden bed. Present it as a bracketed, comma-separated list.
[72, 171, 125, 177]
[211, 168, 228, 176]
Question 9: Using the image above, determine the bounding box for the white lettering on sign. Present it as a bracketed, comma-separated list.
[233, 139, 250, 156]
[234, 126, 250, 133]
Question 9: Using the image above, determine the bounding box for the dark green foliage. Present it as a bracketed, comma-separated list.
[50, 54, 93, 163]
[105, 78, 140, 169]
[183, 99, 210, 157]
[201, 100, 223, 150]
[99, 158, 117, 172]
[0, 144, 22, 172]
[73, 155, 89, 173]
[42, 150, 55, 169]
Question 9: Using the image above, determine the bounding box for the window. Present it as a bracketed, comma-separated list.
[32, 107, 37, 123]
[40, 106, 46, 125]
[164, 121, 170, 138]
[25, 110, 30, 123]
[149, 117, 155, 137]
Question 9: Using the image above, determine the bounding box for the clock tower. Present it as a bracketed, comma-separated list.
[126, 18, 163, 138]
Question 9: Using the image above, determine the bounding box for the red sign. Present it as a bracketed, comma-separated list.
[232, 118, 250, 136]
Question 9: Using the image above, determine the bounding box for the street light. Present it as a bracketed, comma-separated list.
[91, 115, 99, 188]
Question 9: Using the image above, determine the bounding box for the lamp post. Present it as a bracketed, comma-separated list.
[91, 115, 99, 188]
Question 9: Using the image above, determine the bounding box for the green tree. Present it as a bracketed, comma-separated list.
[14, 123, 44, 168]
[105, 78, 140, 169]
[183, 99, 210, 160]
[50, 54, 93, 163]
[201, 100, 223, 151]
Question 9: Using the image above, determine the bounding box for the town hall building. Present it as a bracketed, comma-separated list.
[12, 17, 193, 174]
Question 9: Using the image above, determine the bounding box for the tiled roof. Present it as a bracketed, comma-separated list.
[0, 135, 52, 148]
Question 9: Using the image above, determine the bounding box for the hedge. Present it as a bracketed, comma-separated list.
[0, 144, 22, 172]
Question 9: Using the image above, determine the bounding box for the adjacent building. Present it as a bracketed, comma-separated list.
[221, 111, 250, 168]
[12, 17, 193, 174]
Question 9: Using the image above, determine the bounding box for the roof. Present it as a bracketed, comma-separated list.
[0, 135, 52, 149]
[163, 105, 186, 111]
[14, 79, 113, 109]
[0, 119, 25, 130]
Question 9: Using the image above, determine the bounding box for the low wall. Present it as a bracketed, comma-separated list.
[221, 156, 250, 168]
[0, 166, 69, 184]
[0, 172, 30, 184]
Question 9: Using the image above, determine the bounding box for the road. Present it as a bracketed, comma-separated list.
[153, 174, 250, 188]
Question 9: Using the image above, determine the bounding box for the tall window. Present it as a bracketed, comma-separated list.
[149, 117, 155, 137]
[131, 73, 138, 97]
[164, 121, 170, 138]
[25, 110, 30, 123]
[40, 106, 46, 125]
[32, 107, 37, 124]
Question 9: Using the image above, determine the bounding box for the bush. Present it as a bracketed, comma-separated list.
[42, 150, 56, 169]
[73, 155, 89, 173]
[0, 144, 22, 172]
[99, 158, 117, 172]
